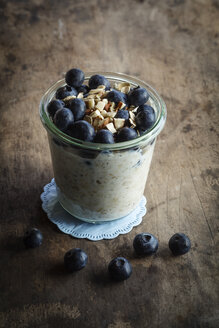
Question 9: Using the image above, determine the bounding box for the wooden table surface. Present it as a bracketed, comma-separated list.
[0, 0, 218, 327]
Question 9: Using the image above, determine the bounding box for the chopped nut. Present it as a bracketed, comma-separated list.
[106, 123, 117, 134]
[116, 101, 126, 110]
[114, 118, 125, 130]
[85, 108, 92, 115]
[104, 103, 111, 112]
[94, 95, 101, 101]
[132, 106, 139, 113]
[63, 95, 76, 103]
[114, 82, 130, 92]
[129, 118, 136, 127]
[84, 115, 93, 125]
[85, 98, 95, 109]
[129, 111, 136, 121]
[109, 102, 115, 111]
[102, 98, 108, 105]
[107, 111, 116, 118]
[128, 105, 136, 111]
[77, 92, 84, 99]
[90, 109, 104, 120]
[89, 88, 105, 95]
[121, 86, 131, 94]
[102, 117, 110, 127]
[93, 118, 99, 128]
[96, 101, 106, 111]
[97, 119, 105, 129]
[101, 110, 108, 118]
[96, 85, 106, 90]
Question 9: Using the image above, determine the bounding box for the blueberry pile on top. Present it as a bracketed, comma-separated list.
[48, 68, 156, 144]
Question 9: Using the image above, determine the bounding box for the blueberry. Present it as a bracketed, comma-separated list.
[53, 108, 74, 132]
[94, 129, 115, 144]
[106, 90, 127, 105]
[67, 98, 86, 121]
[128, 87, 149, 106]
[137, 104, 154, 114]
[67, 120, 95, 142]
[64, 248, 88, 272]
[116, 127, 137, 142]
[56, 85, 78, 100]
[108, 257, 132, 281]
[76, 84, 90, 94]
[115, 109, 129, 121]
[88, 74, 110, 90]
[133, 233, 158, 256]
[23, 228, 43, 248]
[47, 99, 64, 118]
[135, 106, 156, 131]
[169, 233, 191, 256]
[65, 68, 85, 88]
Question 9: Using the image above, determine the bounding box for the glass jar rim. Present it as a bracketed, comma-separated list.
[39, 72, 167, 151]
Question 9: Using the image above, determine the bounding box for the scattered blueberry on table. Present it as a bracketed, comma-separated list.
[108, 257, 132, 281]
[47, 68, 157, 144]
[64, 248, 88, 272]
[23, 228, 43, 248]
[169, 233, 191, 256]
[133, 233, 159, 255]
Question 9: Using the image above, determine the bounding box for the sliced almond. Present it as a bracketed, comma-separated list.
[84, 115, 93, 125]
[96, 101, 106, 111]
[116, 101, 126, 110]
[104, 103, 111, 112]
[109, 102, 115, 111]
[114, 82, 130, 91]
[86, 94, 96, 99]
[77, 92, 84, 99]
[129, 111, 136, 121]
[96, 119, 105, 129]
[90, 109, 104, 120]
[102, 98, 108, 105]
[85, 98, 95, 109]
[102, 117, 110, 127]
[89, 88, 105, 95]
[101, 110, 108, 118]
[129, 118, 136, 127]
[85, 108, 92, 115]
[107, 111, 116, 118]
[132, 106, 139, 113]
[121, 86, 131, 94]
[63, 95, 76, 103]
[114, 118, 125, 130]
[106, 123, 117, 134]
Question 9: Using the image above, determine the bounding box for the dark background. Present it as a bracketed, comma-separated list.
[0, 0, 218, 327]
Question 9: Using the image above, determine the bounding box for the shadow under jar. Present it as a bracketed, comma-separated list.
[40, 72, 167, 223]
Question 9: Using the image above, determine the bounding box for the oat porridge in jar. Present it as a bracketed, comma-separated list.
[40, 71, 166, 223]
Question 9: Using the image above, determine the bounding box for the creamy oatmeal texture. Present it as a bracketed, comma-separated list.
[49, 135, 155, 222]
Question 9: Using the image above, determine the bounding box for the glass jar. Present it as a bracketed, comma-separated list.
[40, 72, 167, 223]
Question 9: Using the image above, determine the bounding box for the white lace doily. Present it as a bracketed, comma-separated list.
[40, 179, 146, 241]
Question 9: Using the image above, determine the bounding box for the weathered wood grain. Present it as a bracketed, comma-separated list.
[0, 0, 218, 327]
